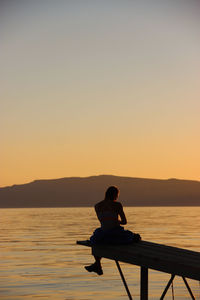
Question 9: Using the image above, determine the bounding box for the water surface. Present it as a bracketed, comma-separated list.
[1, 207, 200, 299]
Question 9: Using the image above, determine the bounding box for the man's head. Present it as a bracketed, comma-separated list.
[105, 186, 119, 201]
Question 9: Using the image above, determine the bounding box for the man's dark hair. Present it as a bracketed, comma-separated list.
[105, 186, 119, 201]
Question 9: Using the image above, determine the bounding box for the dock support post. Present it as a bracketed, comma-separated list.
[160, 274, 175, 300]
[115, 260, 133, 300]
[140, 266, 148, 300]
[182, 277, 195, 300]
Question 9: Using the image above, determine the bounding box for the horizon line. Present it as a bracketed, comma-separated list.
[1, 174, 200, 189]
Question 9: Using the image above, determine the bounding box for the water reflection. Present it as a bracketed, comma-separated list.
[0, 207, 200, 299]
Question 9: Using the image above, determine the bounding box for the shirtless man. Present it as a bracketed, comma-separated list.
[85, 186, 130, 275]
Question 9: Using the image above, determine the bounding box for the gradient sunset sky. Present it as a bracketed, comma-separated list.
[1, 1, 200, 187]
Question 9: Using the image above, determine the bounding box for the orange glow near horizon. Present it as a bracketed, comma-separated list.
[1, 1, 200, 187]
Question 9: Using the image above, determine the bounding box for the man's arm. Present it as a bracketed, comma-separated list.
[95, 203, 101, 222]
[118, 202, 127, 225]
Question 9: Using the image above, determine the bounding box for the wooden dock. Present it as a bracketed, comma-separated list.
[77, 240, 200, 299]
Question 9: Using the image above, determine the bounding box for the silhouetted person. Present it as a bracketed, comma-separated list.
[85, 186, 141, 275]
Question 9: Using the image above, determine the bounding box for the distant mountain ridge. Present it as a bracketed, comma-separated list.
[1, 175, 200, 208]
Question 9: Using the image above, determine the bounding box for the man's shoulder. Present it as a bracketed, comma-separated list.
[94, 200, 104, 209]
[114, 201, 122, 205]
[114, 201, 123, 209]
[95, 200, 123, 211]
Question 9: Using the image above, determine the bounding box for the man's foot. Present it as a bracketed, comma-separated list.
[84, 263, 103, 275]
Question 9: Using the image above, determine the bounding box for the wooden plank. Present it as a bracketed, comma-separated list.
[92, 245, 200, 280]
[121, 243, 200, 267]
[77, 240, 200, 281]
[77, 240, 200, 266]
[97, 242, 200, 268]
[135, 241, 200, 262]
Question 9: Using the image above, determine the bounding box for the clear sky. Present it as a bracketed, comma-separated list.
[1, 0, 200, 187]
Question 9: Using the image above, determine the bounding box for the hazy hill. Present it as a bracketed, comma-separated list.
[0, 175, 200, 208]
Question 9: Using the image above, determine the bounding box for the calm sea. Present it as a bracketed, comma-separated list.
[1, 207, 200, 300]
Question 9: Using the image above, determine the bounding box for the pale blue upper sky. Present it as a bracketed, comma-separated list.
[1, 1, 200, 186]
